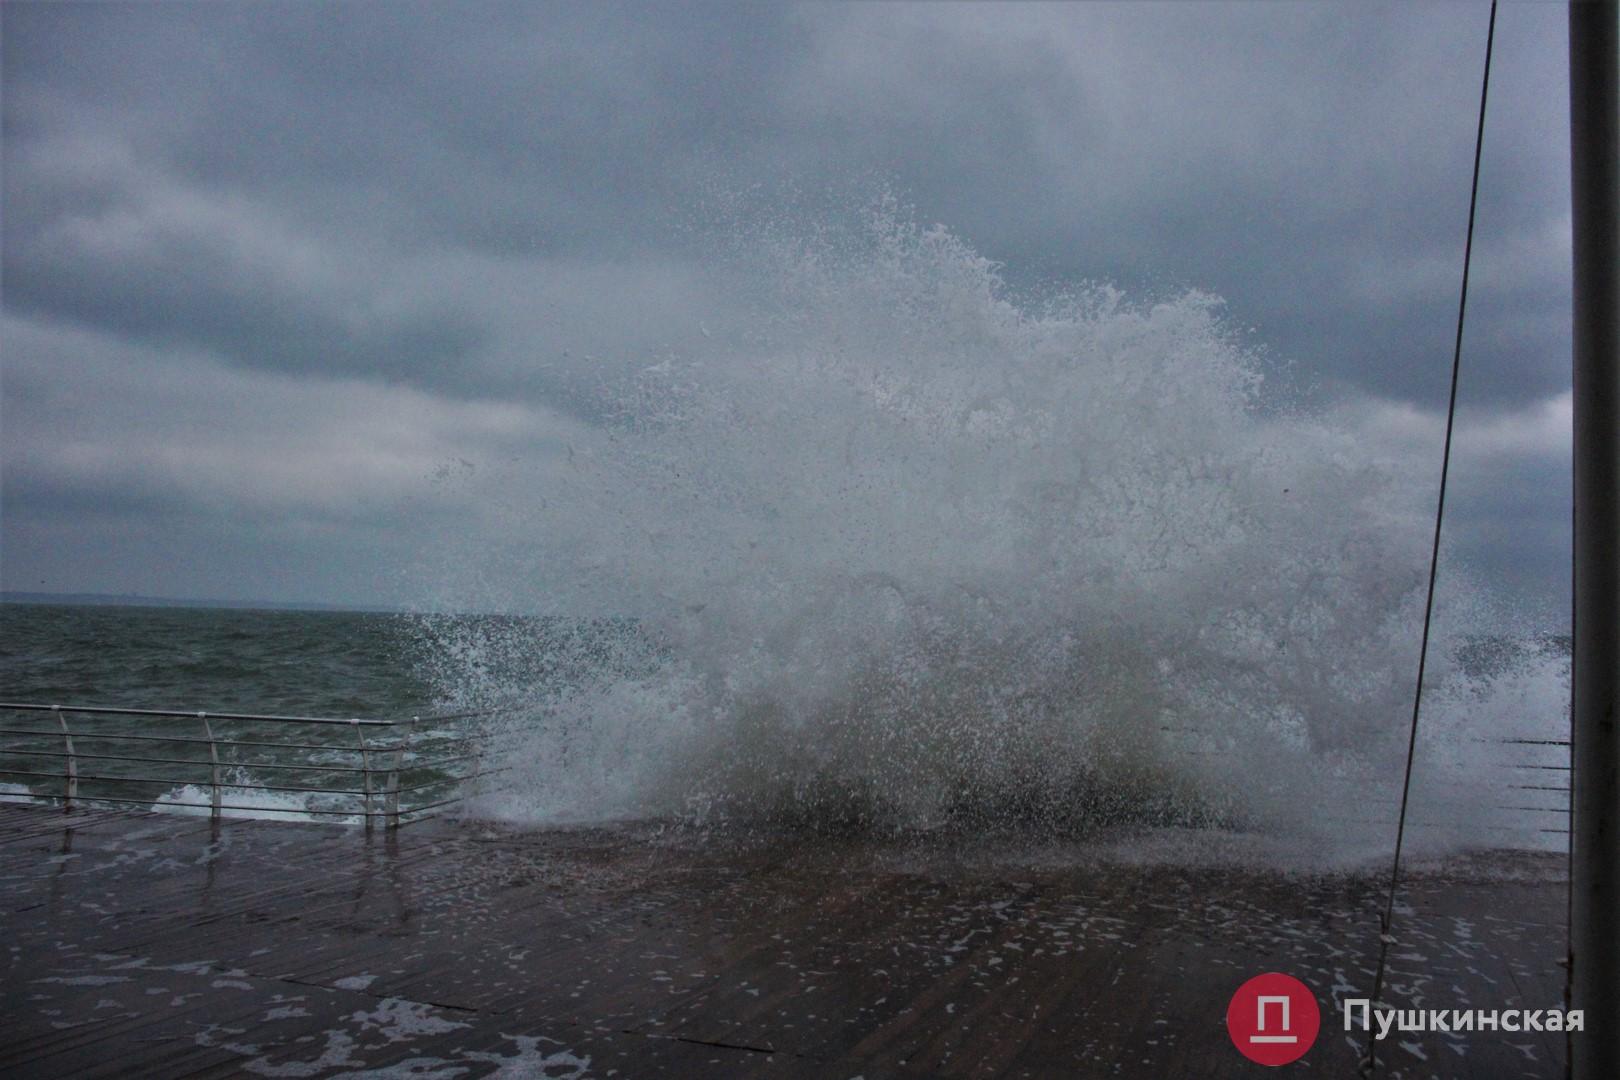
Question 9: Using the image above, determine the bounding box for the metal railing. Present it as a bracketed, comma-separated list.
[0, 702, 1566, 839]
[1157, 723, 1572, 841]
[0, 702, 513, 828]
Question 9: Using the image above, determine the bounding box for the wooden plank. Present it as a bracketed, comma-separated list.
[0, 804, 1571, 1078]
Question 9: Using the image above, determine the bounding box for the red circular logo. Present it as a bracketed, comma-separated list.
[1226, 972, 1320, 1065]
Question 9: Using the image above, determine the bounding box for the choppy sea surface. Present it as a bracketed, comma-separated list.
[0, 599, 1570, 856]
[0, 602, 431, 718]
[0, 602, 453, 821]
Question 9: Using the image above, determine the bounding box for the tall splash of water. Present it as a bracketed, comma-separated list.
[422, 198, 1568, 851]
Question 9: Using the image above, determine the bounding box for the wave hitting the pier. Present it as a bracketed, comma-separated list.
[417, 197, 1568, 852]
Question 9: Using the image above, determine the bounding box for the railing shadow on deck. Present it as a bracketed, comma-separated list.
[0, 702, 518, 828]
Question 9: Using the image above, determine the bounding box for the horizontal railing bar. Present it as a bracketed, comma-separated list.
[398, 763, 509, 785]
[408, 709, 508, 723]
[97, 775, 369, 797]
[0, 703, 397, 726]
[1313, 815, 1570, 833]
[1378, 775, 1569, 790]
[398, 794, 470, 815]
[1158, 724, 1571, 747]
[0, 791, 364, 816]
[387, 766, 508, 796]
[0, 745, 492, 777]
[428, 746, 520, 763]
[1332, 798, 1564, 808]
[407, 753, 498, 770]
[0, 747, 364, 771]
[150, 798, 417, 818]
[0, 766, 507, 794]
[427, 744, 521, 762]
[0, 727, 402, 754]
[217, 759, 367, 774]
[391, 777, 464, 796]
[0, 767, 373, 797]
[219, 737, 405, 754]
[395, 768, 516, 809]
[0, 796, 1559, 828]
[0, 767, 71, 781]
[0, 748, 217, 768]
[221, 759, 366, 774]
[1162, 749, 1568, 771]
[0, 787, 465, 819]
[215, 754, 483, 774]
[170, 799, 355, 816]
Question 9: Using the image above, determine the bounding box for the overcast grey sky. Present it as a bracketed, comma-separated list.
[1, 1, 1574, 619]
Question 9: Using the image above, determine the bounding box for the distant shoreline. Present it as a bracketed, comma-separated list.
[0, 591, 403, 615]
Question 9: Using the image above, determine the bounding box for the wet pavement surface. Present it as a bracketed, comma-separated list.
[0, 803, 1569, 1078]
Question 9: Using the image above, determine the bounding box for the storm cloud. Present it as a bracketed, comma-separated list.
[1, 1, 1573, 616]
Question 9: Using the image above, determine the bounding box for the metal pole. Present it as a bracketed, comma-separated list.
[200, 713, 222, 822]
[355, 720, 375, 829]
[54, 706, 76, 811]
[1570, 1, 1620, 1075]
[384, 718, 416, 829]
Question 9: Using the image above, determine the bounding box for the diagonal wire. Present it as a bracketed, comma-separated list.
[1364, 1, 1497, 1073]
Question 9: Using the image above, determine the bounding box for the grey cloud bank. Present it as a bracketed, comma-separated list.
[1, 1, 1573, 619]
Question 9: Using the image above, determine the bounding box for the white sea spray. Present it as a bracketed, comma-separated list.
[419, 196, 1568, 851]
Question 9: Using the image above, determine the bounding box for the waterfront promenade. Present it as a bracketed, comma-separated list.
[0, 803, 1567, 1077]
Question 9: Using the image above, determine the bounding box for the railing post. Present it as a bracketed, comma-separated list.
[0, 702, 500, 826]
[466, 735, 485, 795]
[383, 717, 416, 829]
[53, 706, 76, 811]
[199, 712, 221, 822]
[354, 720, 374, 829]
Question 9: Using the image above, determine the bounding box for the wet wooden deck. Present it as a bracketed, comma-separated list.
[0, 802, 1568, 1078]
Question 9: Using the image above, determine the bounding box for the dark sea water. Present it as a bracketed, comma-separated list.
[0, 602, 458, 819]
[0, 602, 432, 718]
[0, 601, 1570, 849]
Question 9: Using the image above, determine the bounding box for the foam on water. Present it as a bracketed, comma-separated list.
[153, 768, 358, 824]
[422, 197, 1568, 850]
